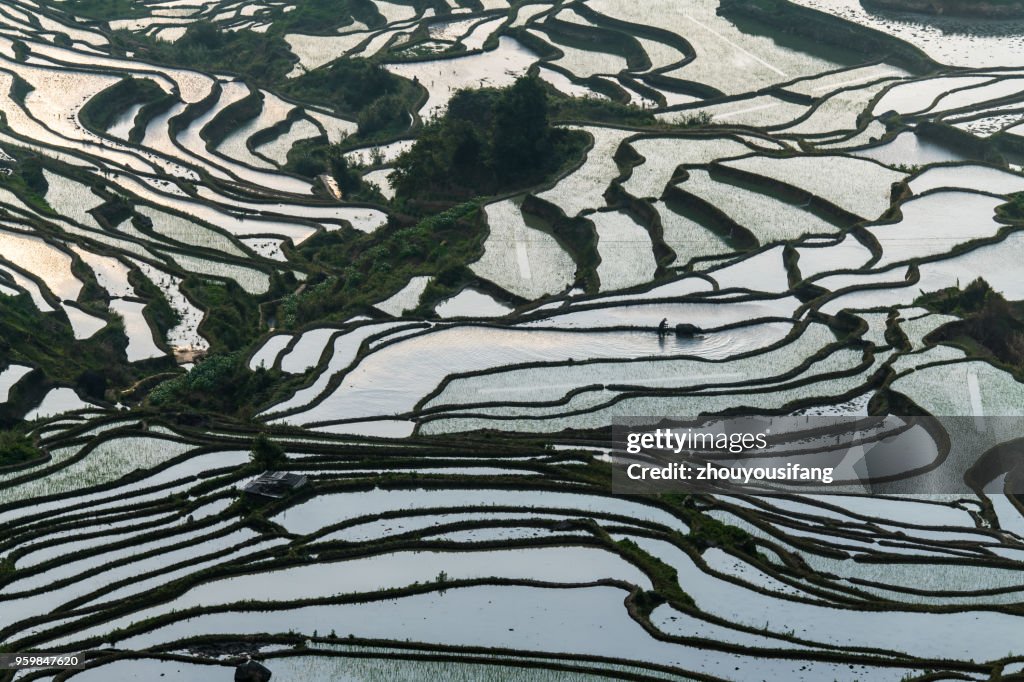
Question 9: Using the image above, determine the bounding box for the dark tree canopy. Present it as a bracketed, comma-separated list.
[491, 75, 552, 182]
[391, 76, 586, 201]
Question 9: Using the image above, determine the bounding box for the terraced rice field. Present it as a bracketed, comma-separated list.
[2, 0, 1024, 680]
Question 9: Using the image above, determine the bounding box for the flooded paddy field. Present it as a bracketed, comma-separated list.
[1, 0, 1024, 679]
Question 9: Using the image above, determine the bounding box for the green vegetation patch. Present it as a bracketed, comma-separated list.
[148, 351, 278, 416]
[286, 142, 384, 203]
[183, 277, 266, 353]
[276, 0, 387, 33]
[0, 429, 40, 467]
[549, 92, 656, 126]
[392, 76, 589, 202]
[111, 23, 297, 83]
[916, 277, 1024, 373]
[0, 294, 146, 411]
[285, 200, 483, 326]
[283, 59, 420, 136]
[80, 77, 167, 132]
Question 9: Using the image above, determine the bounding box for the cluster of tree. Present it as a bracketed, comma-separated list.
[250, 433, 285, 469]
[918, 277, 1024, 370]
[548, 94, 656, 126]
[283, 58, 416, 135]
[111, 22, 297, 83]
[148, 351, 278, 416]
[286, 141, 375, 201]
[391, 76, 588, 202]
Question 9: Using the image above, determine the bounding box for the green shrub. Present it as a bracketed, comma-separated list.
[0, 430, 38, 467]
[251, 433, 286, 468]
[357, 93, 409, 135]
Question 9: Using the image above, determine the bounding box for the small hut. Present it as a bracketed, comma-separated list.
[242, 471, 308, 499]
